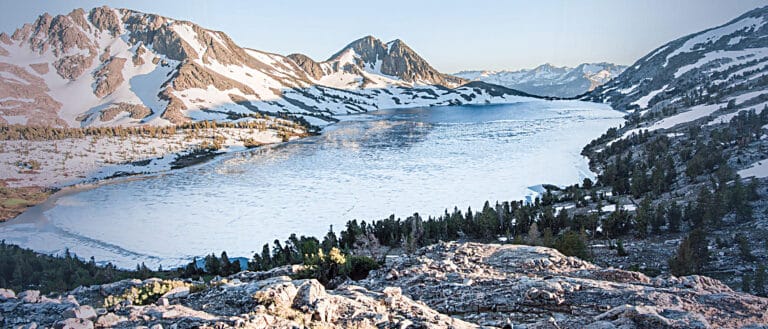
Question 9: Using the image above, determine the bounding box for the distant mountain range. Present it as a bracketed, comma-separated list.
[0, 7, 534, 128]
[454, 63, 626, 98]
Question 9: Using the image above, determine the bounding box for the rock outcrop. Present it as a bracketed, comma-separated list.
[92, 56, 126, 98]
[360, 242, 768, 328]
[287, 53, 324, 80]
[98, 102, 152, 122]
[2, 242, 766, 329]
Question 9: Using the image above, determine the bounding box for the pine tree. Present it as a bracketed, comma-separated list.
[260, 244, 272, 270]
[204, 254, 221, 275]
[553, 231, 590, 260]
[322, 226, 339, 252]
[736, 234, 755, 262]
[634, 198, 652, 238]
[667, 202, 682, 232]
[742, 273, 752, 293]
[616, 239, 628, 257]
[249, 253, 263, 271]
[669, 229, 708, 276]
[755, 265, 766, 297]
[220, 251, 232, 276]
[651, 202, 666, 233]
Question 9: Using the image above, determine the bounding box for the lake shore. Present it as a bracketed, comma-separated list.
[0, 101, 626, 269]
[0, 123, 310, 222]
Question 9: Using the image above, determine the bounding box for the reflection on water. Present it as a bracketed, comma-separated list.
[0, 101, 625, 268]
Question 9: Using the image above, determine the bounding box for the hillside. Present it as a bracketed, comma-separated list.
[585, 6, 768, 115]
[0, 7, 532, 128]
[456, 63, 626, 98]
[579, 5, 768, 290]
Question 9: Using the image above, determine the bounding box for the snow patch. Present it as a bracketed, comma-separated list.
[665, 16, 766, 65]
[673, 48, 768, 78]
[631, 84, 668, 109]
[739, 160, 768, 178]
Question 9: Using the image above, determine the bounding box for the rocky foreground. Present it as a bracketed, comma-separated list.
[2, 242, 767, 329]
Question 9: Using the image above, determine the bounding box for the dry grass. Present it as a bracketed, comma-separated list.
[0, 180, 51, 222]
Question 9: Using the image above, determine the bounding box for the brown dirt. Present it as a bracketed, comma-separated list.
[0, 180, 52, 222]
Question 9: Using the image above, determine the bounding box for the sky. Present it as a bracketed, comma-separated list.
[0, 0, 766, 72]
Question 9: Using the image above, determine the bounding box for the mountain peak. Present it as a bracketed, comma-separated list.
[320, 36, 464, 87]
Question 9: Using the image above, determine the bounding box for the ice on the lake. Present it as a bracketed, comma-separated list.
[0, 101, 624, 269]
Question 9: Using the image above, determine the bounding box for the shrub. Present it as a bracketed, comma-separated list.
[103, 280, 189, 308]
[295, 248, 379, 286]
[347, 255, 381, 280]
[616, 239, 628, 257]
[554, 231, 590, 260]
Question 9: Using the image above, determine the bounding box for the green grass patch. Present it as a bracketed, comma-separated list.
[1, 198, 29, 208]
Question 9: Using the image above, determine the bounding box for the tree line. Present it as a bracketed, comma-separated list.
[0, 117, 308, 141]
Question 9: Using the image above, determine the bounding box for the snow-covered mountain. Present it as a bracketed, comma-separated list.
[586, 5, 768, 116]
[0, 7, 533, 128]
[289, 36, 466, 89]
[455, 63, 626, 98]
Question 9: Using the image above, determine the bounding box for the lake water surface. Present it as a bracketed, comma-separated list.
[0, 101, 624, 268]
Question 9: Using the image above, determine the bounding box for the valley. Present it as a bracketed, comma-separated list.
[0, 2, 767, 328]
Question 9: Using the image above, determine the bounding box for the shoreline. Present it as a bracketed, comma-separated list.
[0, 120, 318, 223]
[0, 133, 315, 223]
[0, 100, 624, 269]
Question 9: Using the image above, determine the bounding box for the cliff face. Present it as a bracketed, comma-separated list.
[2, 242, 766, 328]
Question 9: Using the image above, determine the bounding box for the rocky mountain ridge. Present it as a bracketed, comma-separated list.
[455, 63, 626, 98]
[0, 7, 528, 128]
[301, 35, 467, 88]
[585, 5, 768, 114]
[3, 242, 767, 329]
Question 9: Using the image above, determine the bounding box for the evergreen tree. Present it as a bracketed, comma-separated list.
[321, 226, 339, 252]
[635, 198, 653, 238]
[742, 273, 752, 293]
[736, 234, 755, 262]
[669, 229, 708, 276]
[616, 239, 628, 257]
[554, 208, 569, 235]
[755, 265, 766, 297]
[554, 231, 590, 260]
[730, 179, 753, 223]
[249, 253, 263, 271]
[260, 244, 272, 270]
[651, 202, 667, 233]
[220, 251, 232, 276]
[667, 202, 682, 233]
[204, 254, 221, 275]
[595, 210, 616, 238]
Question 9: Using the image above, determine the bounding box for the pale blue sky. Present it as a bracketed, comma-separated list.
[1, 1, 765, 72]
